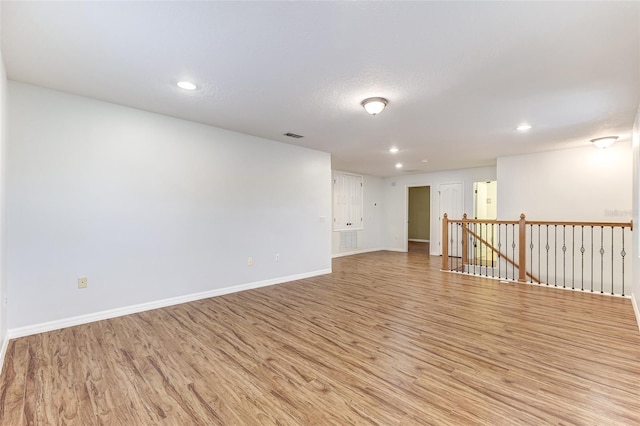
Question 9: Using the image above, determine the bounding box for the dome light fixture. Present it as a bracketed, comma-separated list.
[395, 162, 403, 169]
[389, 147, 399, 154]
[591, 136, 618, 149]
[516, 123, 532, 132]
[177, 81, 197, 90]
[362, 97, 388, 116]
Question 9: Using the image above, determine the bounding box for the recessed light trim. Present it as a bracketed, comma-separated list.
[395, 162, 403, 169]
[591, 136, 618, 149]
[177, 81, 197, 90]
[516, 123, 532, 132]
[389, 147, 399, 154]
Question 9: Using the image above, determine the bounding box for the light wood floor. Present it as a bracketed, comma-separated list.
[1, 243, 640, 425]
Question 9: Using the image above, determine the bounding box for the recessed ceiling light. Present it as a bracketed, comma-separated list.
[395, 163, 403, 169]
[389, 147, 399, 154]
[516, 123, 532, 132]
[421, 159, 429, 163]
[177, 81, 197, 90]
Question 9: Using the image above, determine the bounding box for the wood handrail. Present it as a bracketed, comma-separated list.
[447, 218, 632, 229]
[526, 220, 633, 229]
[449, 219, 519, 225]
[441, 213, 633, 282]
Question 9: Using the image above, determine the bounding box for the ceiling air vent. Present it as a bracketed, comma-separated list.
[284, 132, 304, 139]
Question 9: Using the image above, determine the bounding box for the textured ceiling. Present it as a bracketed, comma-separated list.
[2, 1, 639, 177]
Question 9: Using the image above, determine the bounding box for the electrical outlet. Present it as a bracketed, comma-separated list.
[247, 257, 253, 266]
[78, 277, 88, 289]
[275, 253, 280, 261]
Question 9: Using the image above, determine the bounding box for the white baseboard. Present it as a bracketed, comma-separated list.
[384, 248, 408, 253]
[7, 268, 331, 339]
[0, 333, 8, 376]
[408, 239, 430, 243]
[632, 294, 640, 333]
[331, 248, 382, 258]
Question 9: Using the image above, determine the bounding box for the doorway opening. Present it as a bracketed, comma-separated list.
[473, 181, 497, 220]
[408, 186, 430, 253]
[472, 181, 498, 266]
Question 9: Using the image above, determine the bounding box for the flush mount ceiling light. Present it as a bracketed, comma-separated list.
[362, 97, 388, 116]
[389, 147, 399, 154]
[516, 123, 532, 132]
[591, 136, 619, 149]
[177, 81, 197, 90]
[395, 162, 403, 169]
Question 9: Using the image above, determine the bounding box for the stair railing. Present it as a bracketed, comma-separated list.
[441, 213, 633, 296]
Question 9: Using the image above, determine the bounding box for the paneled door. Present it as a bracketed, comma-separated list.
[438, 183, 463, 256]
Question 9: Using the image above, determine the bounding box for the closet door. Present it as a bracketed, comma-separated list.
[333, 172, 363, 231]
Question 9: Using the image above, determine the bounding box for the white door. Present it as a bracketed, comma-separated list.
[333, 173, 363, 231]
[438, 183, 463, 256]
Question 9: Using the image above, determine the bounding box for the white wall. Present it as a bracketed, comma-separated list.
[497, 144, 632, 221]
[6, 82, 331, 330]
[632, 106, 640, 329]
[381, 166, 497, 255]
[0, 26, 8, 355]
[331, 173, 383, 257]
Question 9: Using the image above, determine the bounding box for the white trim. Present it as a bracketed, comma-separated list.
[0, 334, 8, 376]
[332, 248, 382, 258]
[7, 269, 331, 339]
[405, 184, 433, 254]
[385, 248, 408, 253]
[632, 294, 640, 333]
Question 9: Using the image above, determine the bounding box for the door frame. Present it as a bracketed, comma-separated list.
[403, 184, 434, 254]
[402, 182, 464, 255]
[405, 185, 432, 252]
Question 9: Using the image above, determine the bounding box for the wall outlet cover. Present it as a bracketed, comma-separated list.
[78, 277, 88, 289]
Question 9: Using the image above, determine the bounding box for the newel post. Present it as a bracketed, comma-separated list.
[518, 213, 527, 282]
[441, 213, 449, 270]
[461, 213, 469, 267]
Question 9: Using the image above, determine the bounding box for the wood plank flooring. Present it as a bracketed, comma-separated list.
[1, 243, 640, 425]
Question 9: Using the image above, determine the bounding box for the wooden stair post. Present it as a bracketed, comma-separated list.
[518, 213, 527, 282]
[441, 213, 449, 270]
[462, 214, 468, 269]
